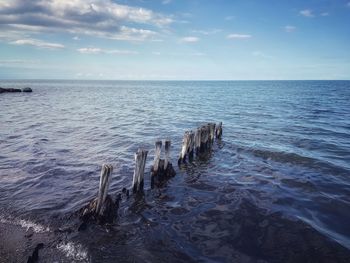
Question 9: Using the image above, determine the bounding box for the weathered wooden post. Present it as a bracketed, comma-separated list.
[178, 131, 191, 163]
[200, 125, 209, 152]
[132, 149, 148, 193]
[80, 164, 117, 224]
[194, 127, 201, 153]
[96, 164, 113, 215]
[153, 141, 162, 172]
[152, 139, 176, 187]
[164, 140, 171, 170]
[215, 122, 223, 139]
[209, 123, 216, 143]
[187, 131, 195, 159]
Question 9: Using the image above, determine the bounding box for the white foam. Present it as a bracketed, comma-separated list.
[57, 241, 89, 262]
[0, 215, 50, 233]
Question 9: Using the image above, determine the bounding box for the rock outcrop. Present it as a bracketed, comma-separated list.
[22, 87, 33, 92]
[0, 87, 33, 93]
[0, 87, 22, 93]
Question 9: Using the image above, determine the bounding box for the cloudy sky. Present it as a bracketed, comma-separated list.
[0, 0, 350, 80]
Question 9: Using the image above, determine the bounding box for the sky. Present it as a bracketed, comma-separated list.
[0, 0, 350, 80]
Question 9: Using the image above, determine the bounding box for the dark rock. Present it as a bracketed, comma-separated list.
[22, 87, 32, 92]
[27, 243, 44, 263]
[0, 87, 22, 93]
[25, 227, 34, 238]
[78, 222, 87, 232]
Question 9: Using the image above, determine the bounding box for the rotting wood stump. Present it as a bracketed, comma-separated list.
[179, 122, 223, 163]
[80, 164, 118, 224]
[132, 149, 148, 193]
[215, 122, 223, 139]
[178, 131, 192, 163]
[151, 140, 176, 187]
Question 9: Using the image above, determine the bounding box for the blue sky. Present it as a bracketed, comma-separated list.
[0, 0, 349, 80]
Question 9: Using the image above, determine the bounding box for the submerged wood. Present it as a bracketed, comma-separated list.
[132, 149, 148, 193]
[80, 164, 117, 224]
[215, 122, 223, 139]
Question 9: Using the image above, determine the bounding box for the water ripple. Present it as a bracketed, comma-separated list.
[1, 80, 350, 261]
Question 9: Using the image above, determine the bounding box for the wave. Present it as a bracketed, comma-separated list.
[0, 215, 50, 233]
[57, 241, 89, 262]
[241, 146, 350, 178]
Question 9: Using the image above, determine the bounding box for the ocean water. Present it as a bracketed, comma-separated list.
[0, 80, 350, 262]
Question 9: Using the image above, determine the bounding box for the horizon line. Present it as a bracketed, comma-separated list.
[1, 79, 350, 82]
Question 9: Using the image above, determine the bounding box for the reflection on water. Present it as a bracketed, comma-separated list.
[0, 80, 350, 261]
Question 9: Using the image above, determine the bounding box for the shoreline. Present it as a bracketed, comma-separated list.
[0, 221, 83, 263]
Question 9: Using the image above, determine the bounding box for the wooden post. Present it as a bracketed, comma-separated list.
[96, 164, 113, 216]
[209, 123, 216, 143]
[215, 122, 223, 139]
[194, 127, 201, 153]
[164, 140, 171, 170]
[152, 139, 176, 187]
[132, 149, 148, 193]
[153, 141, 162, 172]
[200, 125, 209, 151]
[178, 131, 191, 163]
[188, 131, 195, 158]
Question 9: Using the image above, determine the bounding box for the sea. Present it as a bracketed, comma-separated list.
[0, 80, 350, 262]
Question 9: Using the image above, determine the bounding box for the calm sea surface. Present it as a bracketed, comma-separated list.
[1, 80, 350, 262]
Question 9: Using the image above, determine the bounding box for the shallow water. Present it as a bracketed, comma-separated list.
[1, 80, 350, 262]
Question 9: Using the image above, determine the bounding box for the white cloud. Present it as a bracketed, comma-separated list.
[320, 12, 329, 16]
[77, 48, 103, 54]
[299, 9, 314, 17]
[284, 25, 296, 33]
[77, 47, 138, 55]
[180, 36, 199, 43]
[10, 39, 64, 49]
[0, 59, 40, 66]
[347, 2, 350, 7]
[72, 36, 80, 41]
[227, 34, 252, 39]
[152, 51, 161, 55]
[162, 0, 172, 4]
[192, 29, 222, 35]
[0, 0, 173, 42]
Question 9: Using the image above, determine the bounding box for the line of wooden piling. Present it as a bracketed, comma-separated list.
[81, 122, 222, 224]
[178, 122, 222, 163]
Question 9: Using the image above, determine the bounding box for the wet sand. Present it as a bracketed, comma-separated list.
[0, 222, 71, 263]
